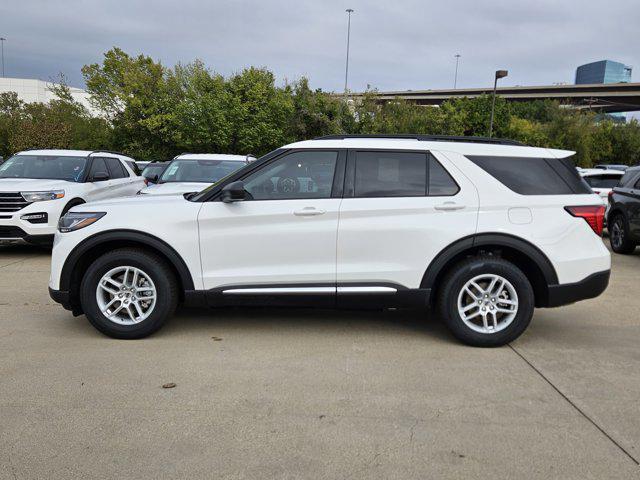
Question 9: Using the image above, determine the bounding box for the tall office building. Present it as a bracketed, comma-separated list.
[575, 60, 632, 85]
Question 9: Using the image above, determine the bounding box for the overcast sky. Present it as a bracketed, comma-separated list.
[0, 0, 638, 93]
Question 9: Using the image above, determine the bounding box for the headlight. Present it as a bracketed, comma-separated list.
[22, 190, 65, 202]
[58, 212, 106, 233]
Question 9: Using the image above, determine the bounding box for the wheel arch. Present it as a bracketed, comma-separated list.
[60, 230, 195, 314]
[421, 233, 558, 308]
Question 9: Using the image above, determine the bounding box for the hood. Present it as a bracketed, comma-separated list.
[139, 182, 211, 196]
[0, 178, 72, 192]
[73, 193, 187, 210]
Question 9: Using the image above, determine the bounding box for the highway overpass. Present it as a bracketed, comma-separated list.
[350, 82, 640, 113]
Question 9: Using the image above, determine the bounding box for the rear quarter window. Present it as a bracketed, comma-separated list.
[466, 155, 591, 195]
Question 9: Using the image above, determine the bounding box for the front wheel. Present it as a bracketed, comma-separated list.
[609, 214, 636, 254]
[80, 248, 178, 339]
[437, 256, 535, 347]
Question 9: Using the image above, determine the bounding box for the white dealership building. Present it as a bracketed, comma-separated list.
[0, 77, 93, 112]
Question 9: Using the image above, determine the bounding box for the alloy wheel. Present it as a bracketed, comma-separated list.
[457, 274, 519, 334]
[96, 266, 157, 325]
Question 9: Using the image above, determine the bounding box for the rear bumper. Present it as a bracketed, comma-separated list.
[545, 270, 610, 307]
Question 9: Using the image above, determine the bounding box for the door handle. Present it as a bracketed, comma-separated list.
[434, 202, 465, 211]
[294, 207, 326, 217]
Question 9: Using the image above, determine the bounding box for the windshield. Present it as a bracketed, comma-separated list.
[159, 159, 245, 184]
[583, 175, 622, 189]
[0, 155, 88, 182]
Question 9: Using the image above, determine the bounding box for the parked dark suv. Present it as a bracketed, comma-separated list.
[607, 166, 640, 254]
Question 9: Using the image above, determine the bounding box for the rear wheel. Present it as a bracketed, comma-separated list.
[80, 248, 178, 339]
[437, 256, 535, 347]
[609, 214, 636, 254]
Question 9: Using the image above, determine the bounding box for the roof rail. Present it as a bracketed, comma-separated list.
[314, 134, 525, 146]
[88, 150, 131, 158]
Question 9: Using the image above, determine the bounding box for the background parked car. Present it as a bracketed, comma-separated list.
[138, 153, 254, 196]
[0, 149, 144, 245]
[607, 166, 640, 254]
[140, 161, 168, 186]
[579, 168, 625, 204]
[594, 164, 628, 171]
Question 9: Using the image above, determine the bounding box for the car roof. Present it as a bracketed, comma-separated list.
[580, 168, 625, 176]
[15, 149, 135, 161]
[174, 153, 251, 162]
[282, 138, 575, 158]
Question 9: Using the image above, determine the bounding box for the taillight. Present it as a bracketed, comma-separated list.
[565, 205, 605, 236]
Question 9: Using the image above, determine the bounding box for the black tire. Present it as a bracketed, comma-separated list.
[80, 248, 179, 339]
[609, 214, 637, 254]
[437, 256, 535, 347]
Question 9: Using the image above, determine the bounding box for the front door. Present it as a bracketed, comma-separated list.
[198, 150, 345, 300]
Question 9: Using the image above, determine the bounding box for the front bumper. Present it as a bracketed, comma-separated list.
[545, 270, 610, 307]
[0, 201, 63, 245]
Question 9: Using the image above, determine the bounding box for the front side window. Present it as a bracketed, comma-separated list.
[88, 158, 110, 180]
[160, 159, 245, 184]
[243, 151, 338, 200]
[354, 151, 427, 197]
[0, 155, 87, 182]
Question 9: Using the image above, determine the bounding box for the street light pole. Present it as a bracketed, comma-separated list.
[344, 8, 354, 97]
[454, 54, 461, 89]
[488, 69, 508, 138]
[0, 38, 5, 78]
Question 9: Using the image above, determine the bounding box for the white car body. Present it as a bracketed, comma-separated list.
[49, 136, 611, 344]
[0, 150, 143, 244]
[138, 153, 252, 196]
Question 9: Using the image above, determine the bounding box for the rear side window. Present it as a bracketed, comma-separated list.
[354, 151, 426, 197]
[105, 158, 127, 179]
[429, 158, 459, 196]
[466, 156, 591, 195]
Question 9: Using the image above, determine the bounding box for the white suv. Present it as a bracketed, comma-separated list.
[0, 150, 144, 245]
[49, 135, 611, 347]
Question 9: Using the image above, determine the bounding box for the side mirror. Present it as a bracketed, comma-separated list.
[221, 181, 247, 203]
[91, 171, 109, 182]
[150, 174, 159, 184]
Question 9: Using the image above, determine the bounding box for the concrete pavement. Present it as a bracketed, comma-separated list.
[1, 243, 639, 479]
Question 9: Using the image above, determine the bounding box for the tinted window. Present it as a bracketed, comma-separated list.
[634, 177, 640, 189]
[88, 158, 109, 180]
[243, 151, 338, 200]
[620, 169, 640, 188]
[583, 174, 622, 189]
[105, 158, 127, 179]
[467, 156, 590, 195]
[355, 151, 426, 197]
[0, 155, 87, 182]
[160, 159, 245, 183]
[429, 158, 459, 196]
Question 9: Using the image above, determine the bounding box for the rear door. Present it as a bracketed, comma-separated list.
[336, 149, 479, 294]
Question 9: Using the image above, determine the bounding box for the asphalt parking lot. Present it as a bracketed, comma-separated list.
[1, 242, 639, 479]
